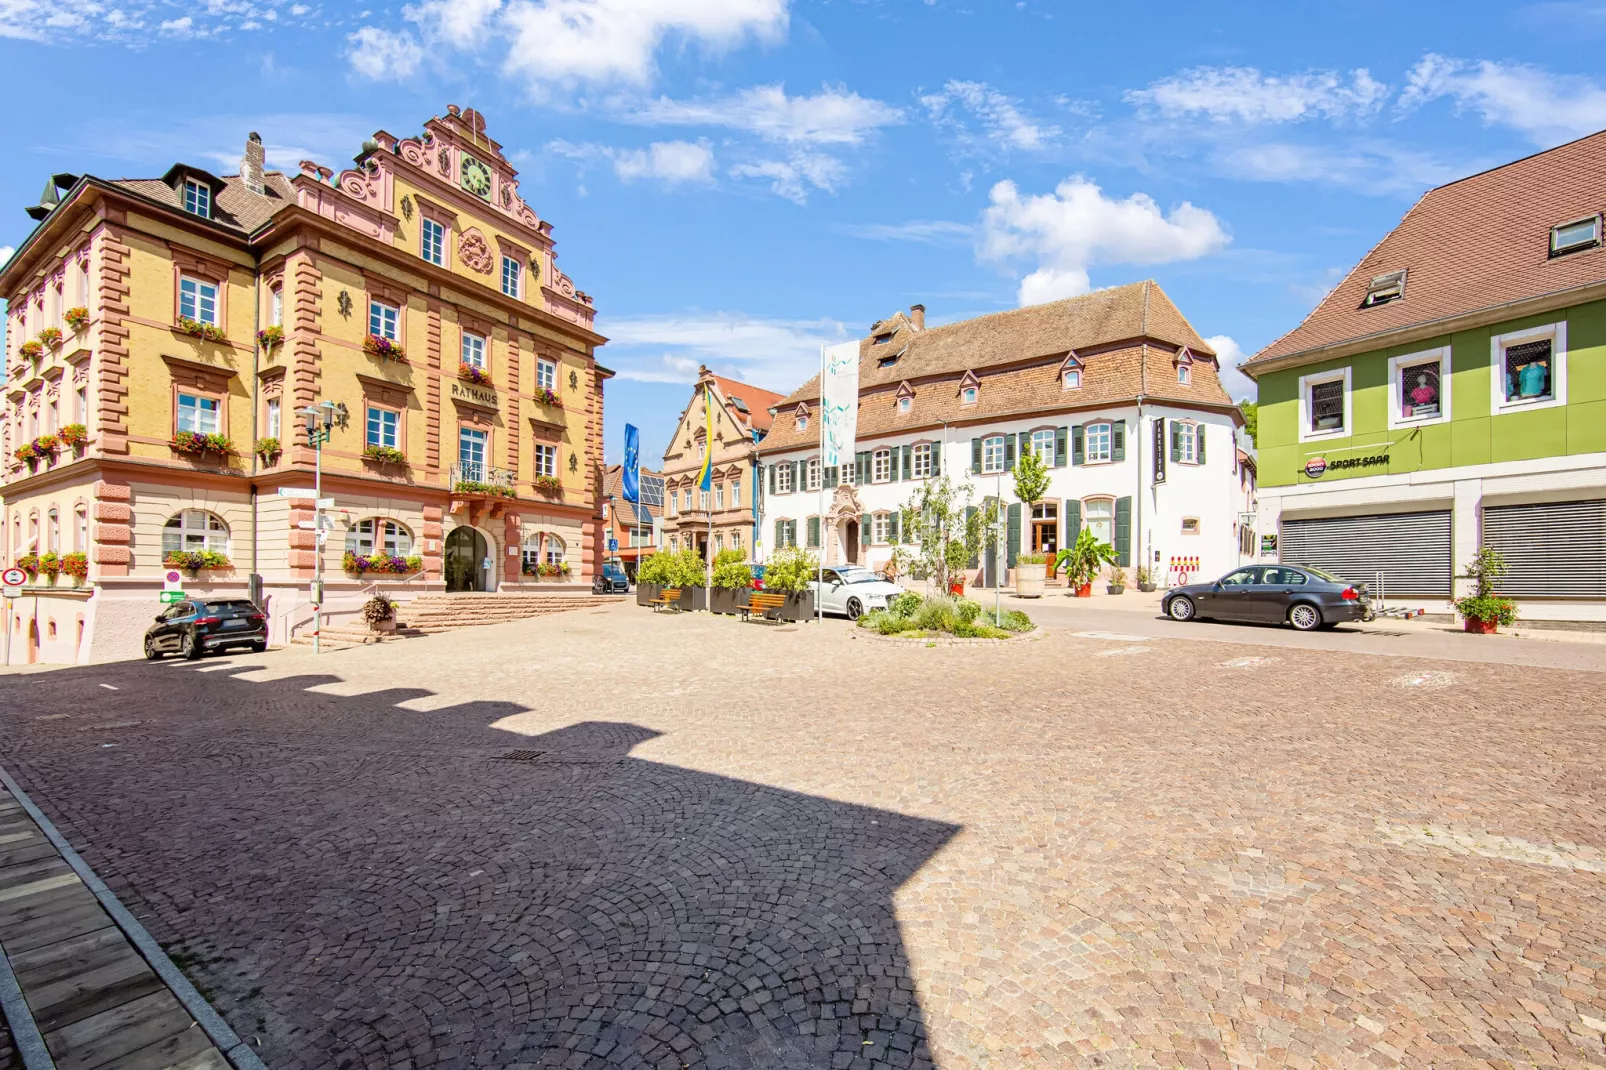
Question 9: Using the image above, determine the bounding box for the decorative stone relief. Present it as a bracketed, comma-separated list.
[400, 195, 414, 221]
[457, 229, 495, 275]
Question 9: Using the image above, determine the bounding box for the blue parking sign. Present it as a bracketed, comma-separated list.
[608, 538, 618, 552]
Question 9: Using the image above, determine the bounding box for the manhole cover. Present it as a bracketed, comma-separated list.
[1221, 656, 1276, 669]
[493, 750, 545, 762]
[1393, 671, 1454, 689]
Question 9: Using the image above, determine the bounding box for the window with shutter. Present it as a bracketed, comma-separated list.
[901, 445, 912, 480]
[768, 464, 776, 494]
[1196, 425, 1207, 465]
[807, 516, 821, 548]
[1114, 496, 1132, 566]
[1111, 421, 1126, 463]
[1170, 422, 1181, 462]
[889, 510, 901, 543]
[1064, 499, 1081, 541]
[971, 438, 982, 473]
[1055, 427, 1068, 467]
[1004, 434, 1016, 470]
[775, 518, 785, 547]
[1006, 502, 1020, 569]
[1071, 425, 1084, 466]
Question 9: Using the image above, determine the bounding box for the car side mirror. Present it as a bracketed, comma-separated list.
[154, 614, 166, 622]
[1212, 582, 1223, 590]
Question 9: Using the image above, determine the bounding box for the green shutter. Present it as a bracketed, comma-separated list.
[1064, 499, 1081, 542]
[789, 520, 799, 548]
[971, 438, 982, 473]
[1111, 421, 1126, 463]
[889, 511, 901, 544]
[1055, 427, 1068, 467]
[1197, 425, 1207, 465]
[1004, 434, 1016, 470]
[768, 464, 776, 494]
[1006, 502, 1020, 569]
[933, 442, 942, 475]
[856, 451, 870, 484]
[1171, 421, 1181, 462]
[825, 465, 839, 488]
[860, 512, 872, 545]
[1071, 425, 1084, 466]
[965, 506, 979, 567]
[889, 449, 900, 482]
[1018, 432, 1031, 463]
[901, 445, 912, 480]
[1114, 496, 1132, 567]
[774, 518, 784, 548]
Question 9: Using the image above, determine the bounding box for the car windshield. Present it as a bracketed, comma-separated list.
[204, 601, 257, 613]
[835, 567, 879, 584]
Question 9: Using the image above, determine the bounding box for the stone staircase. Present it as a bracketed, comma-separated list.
[290, 591, 625, 650]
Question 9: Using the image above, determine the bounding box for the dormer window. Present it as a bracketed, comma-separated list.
[183, 179, 211, 218]
[1063, 369, 1081, 390]
[872, 335, 892, 345]
[1178, 364, 1191, 385]
[1550, 215, 1601, 257]
[1363, 270, 1406, 307]
[961, 386, 977, 405]
[878, 354, 899, 368]
[898, 396, 911, 414]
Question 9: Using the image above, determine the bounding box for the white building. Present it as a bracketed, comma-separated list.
[756, 283, 1249, 588]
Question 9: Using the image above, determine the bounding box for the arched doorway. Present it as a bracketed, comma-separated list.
[445, 527, 491, 592]
[844, 519, 859, 566]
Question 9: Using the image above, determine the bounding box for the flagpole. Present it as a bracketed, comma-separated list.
[817, 342, 824, 626]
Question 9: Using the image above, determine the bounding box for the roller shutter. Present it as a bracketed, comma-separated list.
[1281, 511, 1451, 595]
[1482, 499, 1606, 597]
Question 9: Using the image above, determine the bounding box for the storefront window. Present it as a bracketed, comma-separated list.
[1400, 358, 1442, 419]
[1504, 338, 1553, 403]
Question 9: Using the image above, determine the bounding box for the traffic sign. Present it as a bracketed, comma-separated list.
[277, 487, 317, 498]
[1, 567, 26, 588]
[297, 517, 335, 530]
[608, 538, 618, 552]
[316, 498, 335, 509]
[159, 590, 185, 604]
[163, 568, 184, 591]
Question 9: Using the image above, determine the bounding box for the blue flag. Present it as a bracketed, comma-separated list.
[622, 424, 640, 502]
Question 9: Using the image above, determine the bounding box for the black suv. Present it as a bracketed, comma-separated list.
[593, 561, 630, 594]
[145, 598, 268, 660]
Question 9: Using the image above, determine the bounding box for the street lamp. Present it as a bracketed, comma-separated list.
[301, 401, 337, 654]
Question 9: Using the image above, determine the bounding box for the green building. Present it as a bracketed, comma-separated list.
[1244, 131, 1606, 621]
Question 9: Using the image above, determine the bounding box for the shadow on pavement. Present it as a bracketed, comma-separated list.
[0, 657, 960, 1069]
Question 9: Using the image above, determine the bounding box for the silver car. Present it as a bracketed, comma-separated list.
[809, 566, 905, 620]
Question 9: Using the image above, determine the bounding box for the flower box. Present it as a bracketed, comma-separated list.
[521, 560, 573, 580]
[458, 362, 493, 386]
[363, 334, 406, 362]
[64, 307, 89, 332]
[60, 551, 88, 583]
[453, 479, 515, 498]
[31, 434, 59, 455]
[256, 325, 283, 350]
[709, 586, 751, 616]
[176, 317, 228, 343]
[15, 554, 38, 579]
[254, 437, 281, 463]
[533, 387, 562, 408]
[636, 582, 662, 607]
[19, 341, 42, 361]
[344, 551, 423, 576]
[362, 444, 407, 465]
[58, 424, 88, 449]
[171, 431, 233, 456]
[36, 327, 62, 350]
[532, 475, 563, 497]
[165, 550, 232, 573]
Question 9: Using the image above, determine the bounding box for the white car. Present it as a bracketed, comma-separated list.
[809, 566, 905, 620]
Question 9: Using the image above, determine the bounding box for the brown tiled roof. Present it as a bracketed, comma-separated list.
[707, 374, 786, 435]
[1250, 129, 1606, 369]
[110, 170, 296, 237]
[758, 281, 1228, 455]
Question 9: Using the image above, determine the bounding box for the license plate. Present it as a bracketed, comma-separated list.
[221, 619, 248, 630]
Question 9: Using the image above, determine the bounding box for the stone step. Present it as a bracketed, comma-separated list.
[290, 594, 627, 647]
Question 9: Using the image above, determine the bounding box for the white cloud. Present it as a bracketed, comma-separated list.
[1126, 66, 1388, 124]
[347, 26, 423, 80]
[405, 0, 501, 47]
[1205, 335, 1255, 401]
[598, 311, 851, 390]
[1398, 53, 1606, 145]
[729, 152, 844, 204]
[158, 15, 197, 34]
[1212, 140, 1472, 194]
[630, 84, 902, 145]
[612, 140, 716, 184]
[979, 175, 1230, 306]
[921, 80, 1058, 151]
[838, 220, 974, 245]
[0, 246, 13, 268]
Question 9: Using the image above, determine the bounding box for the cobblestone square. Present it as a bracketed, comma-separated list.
[2, 605, 1605, 1068]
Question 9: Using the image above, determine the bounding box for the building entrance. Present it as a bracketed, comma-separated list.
[445, 527, 491, 592]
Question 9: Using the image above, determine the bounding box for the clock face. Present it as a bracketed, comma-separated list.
[460, 156, 493, 199]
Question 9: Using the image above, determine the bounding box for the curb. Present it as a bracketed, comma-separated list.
[0, 938, 51, 1069]
[0, 764, 268, 1070]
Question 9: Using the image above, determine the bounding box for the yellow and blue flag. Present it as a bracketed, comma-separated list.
[695, 386, 714, 492]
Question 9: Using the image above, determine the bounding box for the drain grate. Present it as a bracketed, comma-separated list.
[493, 750, 545, 762]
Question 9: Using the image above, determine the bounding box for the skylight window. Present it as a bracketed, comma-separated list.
[1550, 215, 1601, 257]
[1362, 269, 1406, 307]
[878, 354, 899, 368]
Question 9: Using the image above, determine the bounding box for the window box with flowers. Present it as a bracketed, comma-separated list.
[458, 362, 493, 386]
[60, 551, 88, 585]
[256, 325, 283, 351]
[58, 424, 88, 450]
[19, 340, 43, 362]
[254, 437, 281, 464]
[37, 327, 63, 351]
[64, 307, 90, 333]
[13, 442, 41, 467]
[363, 335, 406, 362]
[532, 474, 563, 497]
[452, 479, 516, 498]
[171, 431, 233, 456]
[38, 552, 61, 584]
[15, 554, 38, 580]
[521, 560, 572, 580]
[532, 387, 563, 408]
[32, 434, 59, 457]
[362, 444, 407, 466]
[176, 317, 229, 344]
[164, 549, 232, 574]
[342, 551, 424, 576]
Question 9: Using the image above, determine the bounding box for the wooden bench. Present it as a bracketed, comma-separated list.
[742, 591, 787, 623]
[650, 587, 683, 612]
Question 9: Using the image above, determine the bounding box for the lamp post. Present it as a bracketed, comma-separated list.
[300, 400, 337, 654]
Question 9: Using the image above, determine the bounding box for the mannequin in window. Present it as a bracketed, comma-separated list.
[1515, 357, 1549, 399]
[1405, 371, 1438, 416]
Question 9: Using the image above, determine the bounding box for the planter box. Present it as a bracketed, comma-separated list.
[369, 618, 397, 634]
[709, 586, 750, 616]
[1464, 617, 1499, 634]
[677, 586, 708, 612]
[1106, 585, 1125, 595]
[777, 590, 815, 622]
[1015, 562, 1046, 598]
[1138, 582, 1157, 593]
[636, 582, 662, 607]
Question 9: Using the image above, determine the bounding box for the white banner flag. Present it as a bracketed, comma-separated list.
[820, 340, 860, 468]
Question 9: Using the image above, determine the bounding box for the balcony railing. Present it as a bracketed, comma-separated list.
[451, 462, 518, 498]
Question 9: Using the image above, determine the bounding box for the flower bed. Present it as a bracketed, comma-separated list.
[532, 474, 563, 496]
[533, 387, 562, 408]
[165, 550, 232, 573]
[64, 307, 89, 332]
[176, 316, 228, 343]
[343, 551, 423, 575]
[363, 334, 405, 362]
[58, 424, 87, 448]
[858, 593, 1033, 639]
[453, 479, 514, 498]
[171, 431, 233, 456]
[256, 325, 283, 349]
[363, 444, 406, 465]
[458, 362, 493, 386]
[36, 327, 62, 350]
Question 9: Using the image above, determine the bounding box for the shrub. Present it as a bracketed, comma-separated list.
[711, 548, 752, 590]
[634, 549, 704, 587]
[64, 307, 89, 332]
[361, 593, 397, 624]
[856, 594, 1032, 639]
[1000, 609, 1034, 632]
[953, 597, 981, 623]
[888, 591, 922, 617]
[763, 545, 818, 594]
[1017, 552, 1047, 565]
[636, 553, 670, 585]
[1455, 547, 1517, 627]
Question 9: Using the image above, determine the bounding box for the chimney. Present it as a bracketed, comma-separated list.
[910, 303, 925, 330]
[241, 132, 266, 195]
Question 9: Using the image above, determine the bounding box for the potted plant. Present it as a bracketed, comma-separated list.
[255, 437, 281, 465]
[38, 552, 61, 585]
[1106, 565, 1127, 595]
[759, 545, 817, 620]
[709, 548, 753, 615]
[64, 307, 89, 332]
[533, 387, 562, 408]
[362, 592, 398, 633]
[171, 431, 233, 456]
[532, 474, 563, 497]
[1015, 553, 1047, 597]
[1455, 547, 1518, 634]
[19, 340, 43, 362]
[16, 553, 38, 580]
[458, 362, 493, 386]
[362, 444, 406, 465]
[60, 551, 88, 586]
[164, 549, 231, 574]
[13, 442, 41, 468]
[257, 325, 284, 350]
[1055, 528, 1118, 597]
[1136, 564, 1156, 593]
[37, 326, 63, 350]
[176, 316, 228, 343]
[58, 423, 88, 450]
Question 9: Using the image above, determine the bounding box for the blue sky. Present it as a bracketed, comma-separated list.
[5, 0, 1606, 464]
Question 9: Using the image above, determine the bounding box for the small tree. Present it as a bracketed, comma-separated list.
[900, 476, 997, 594]
[1012, 447, 1050, 513]
[1455, 546, 1517, 627]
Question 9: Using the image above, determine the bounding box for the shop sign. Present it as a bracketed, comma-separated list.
[1306, 453, 1389, 479]
[1152, 418, 1167, 484]
[1259, 534, 1278, 557]
[451, 381, 500, 409]
[1304, 457, 1327, 478]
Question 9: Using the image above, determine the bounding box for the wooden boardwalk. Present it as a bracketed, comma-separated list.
[0, 779, 236, 1069]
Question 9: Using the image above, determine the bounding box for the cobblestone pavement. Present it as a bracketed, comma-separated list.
[2, 605, 1606, 1068]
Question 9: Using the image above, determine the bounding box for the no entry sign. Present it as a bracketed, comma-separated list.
[1, 567, 26, 588]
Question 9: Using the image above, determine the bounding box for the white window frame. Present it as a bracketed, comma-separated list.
[1551, 215, 1601, 256]
[806, 458, 821, 491]
[458, 427, 487, 477]
[1029, 428, 1055, 462]
[1297, 366, 1352, 443]
[912, 442, 932, 478]
[368, 300, 399, 341]
[501, 256, 522, 299]
[873, 513, 890, 545]
[897, 396, 911, 413]
[961, 385, 978, 406]
[981, 435, 1005, 474]
[1177, 364, 1191, 385]
[265, 397, 281, 438]
[533, 443, 557, 478]
[872, 449, 891, 483]
[183, 179, 211, 218]
[163, 509, 229, 554]
[352, 518, 413, 557]
[537, 358, 556, 392]
[1176, 421, 1200, 465]
[177, 392, 220, 434]
[715, 482, 725, 509]
[269, 288, 282, 326]
[1062, 368, 1081, 391]
[1490, 321, 1567, 416]
[366, 406, 399, 449]
[1082, 498, 1114, 547]
[776, 463, 792, 493]
[178, 276, 219, 325]
[1387, 346, 1453, 430]
[421, 218, 446, 266]
[1085, 422, 1112, 464]
[839, 460, 856, 486]
[731, 480, 741, 508]
[461, 332, 486, 369]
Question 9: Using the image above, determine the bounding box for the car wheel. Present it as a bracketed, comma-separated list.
[1167, 596, 1196, 622]
[181, 632, 202, 660]
[846, 597, 863, 621]
[250, 641, 268, 654]
[143, 636, 163, 661]
[1288, 603, 1323, 631]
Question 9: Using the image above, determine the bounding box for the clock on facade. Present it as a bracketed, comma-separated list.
[460, 156, 493, 199]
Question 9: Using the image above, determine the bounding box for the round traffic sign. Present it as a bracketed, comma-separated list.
[1, 567, 26, 587]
